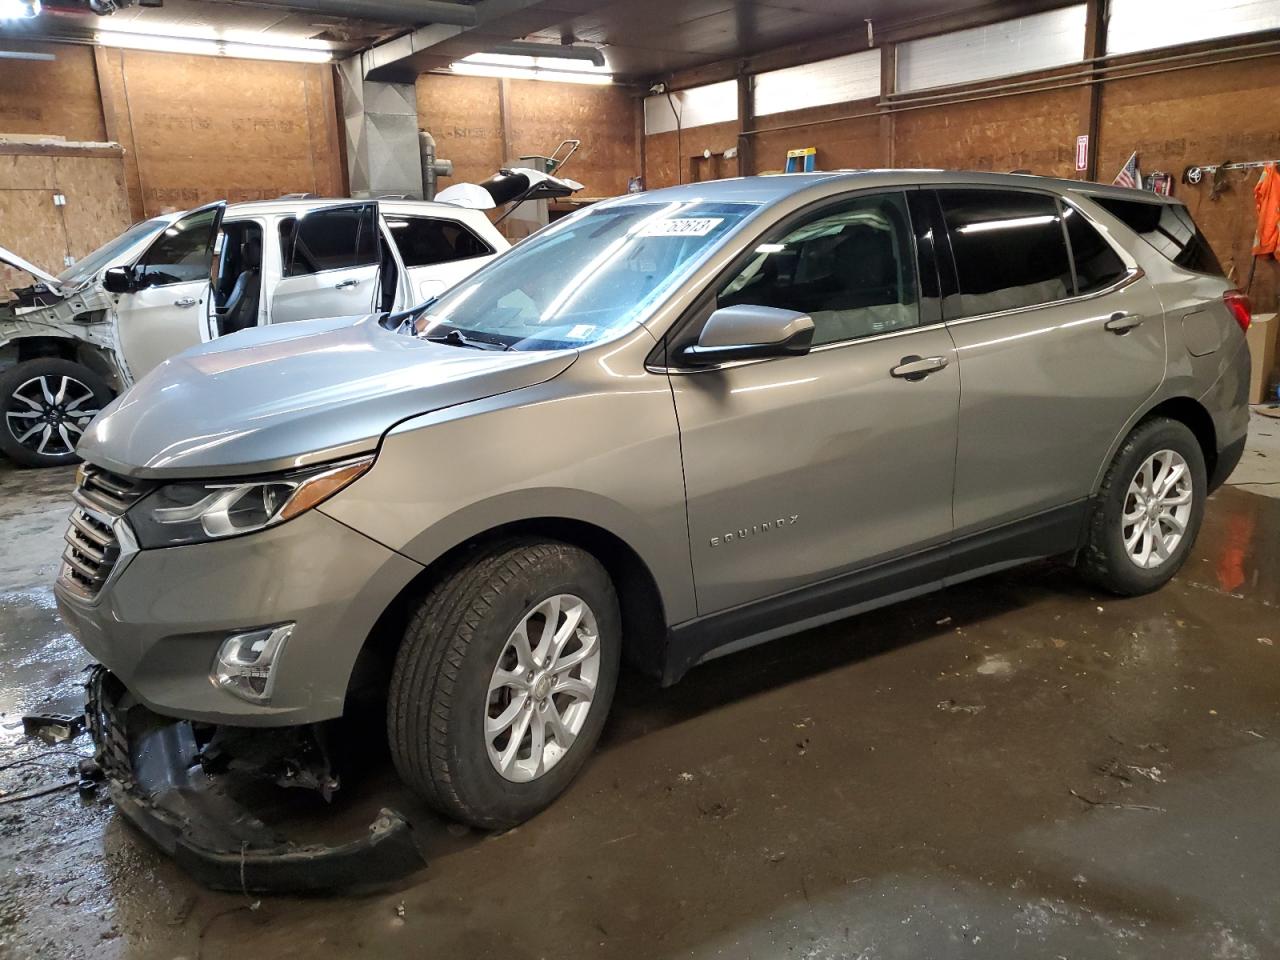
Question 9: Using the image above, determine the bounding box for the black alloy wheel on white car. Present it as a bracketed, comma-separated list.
[0, 359, 113, 468]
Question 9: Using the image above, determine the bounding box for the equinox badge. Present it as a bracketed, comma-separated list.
[710, 515, 799, 547]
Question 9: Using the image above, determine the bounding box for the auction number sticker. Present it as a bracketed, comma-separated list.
[641, 217, 724, 237]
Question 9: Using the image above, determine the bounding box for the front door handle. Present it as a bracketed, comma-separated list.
[173, 297, 198, 308]
[1104, 311, 1144, 334]
[891, 355, 949, 381]
[334, 278, 359, 290]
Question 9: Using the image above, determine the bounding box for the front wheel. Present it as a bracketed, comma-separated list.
[388, 540, 620, 829]
[0, 359, 113, 468]
[1078, 417, 1207, 596]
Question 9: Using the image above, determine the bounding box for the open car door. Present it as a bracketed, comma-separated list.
[114, 201, 225, 383]
[270, 203, 381, 325]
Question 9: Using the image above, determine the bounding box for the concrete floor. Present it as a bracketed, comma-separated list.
[2, 410, 1280, 959]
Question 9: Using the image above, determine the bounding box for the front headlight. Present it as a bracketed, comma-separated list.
[129, 456, 374, 548]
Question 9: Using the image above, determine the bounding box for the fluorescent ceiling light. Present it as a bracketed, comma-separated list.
[0, 0, 38, 20]
[96, 30, 331, 63]
[459, 51, 606, 73]
[450, 60, 612, 85]
[93, 16, 332, 50]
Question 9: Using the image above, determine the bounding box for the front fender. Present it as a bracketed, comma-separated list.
[318, 369, 696, 624]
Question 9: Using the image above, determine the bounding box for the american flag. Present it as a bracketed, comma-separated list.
[1113, 151, 1140, 189]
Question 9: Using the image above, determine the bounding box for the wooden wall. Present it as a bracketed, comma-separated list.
[0, 39, 106, 143]
[0, 145, 131, 291]
[94, 48, 344, 219]
[645, 52, 1280, 312]
[1099, 57, 1280, 312]
[417, 73, 639, 199]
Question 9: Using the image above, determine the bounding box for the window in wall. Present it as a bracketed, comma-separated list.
[718, 192, 919, 346]
[134, 207, 219, 286]
[280, 205, 379, 277]
[387, 217, 493, 267]
[1092, 197, 1224, 276]
[1062, 204, 1129, 294]
[643, 80, 737, 135]
[753, 49, 880, 117]
[897, 5, 1086, 93]
[937, 189, 1074, 317]
[1108, 0, 1280, 54]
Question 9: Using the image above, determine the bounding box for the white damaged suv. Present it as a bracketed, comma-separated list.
[0, 196, 508, 467]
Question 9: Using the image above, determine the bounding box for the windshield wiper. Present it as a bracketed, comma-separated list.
[421, 328, 513, 351]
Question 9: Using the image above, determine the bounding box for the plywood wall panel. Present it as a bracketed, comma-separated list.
[893, 87, 1087, 178]
[1099, 56, 1280, 311]
[644, 120, 739, 189]
[416, 74, 506, 192]
[54, 155, 132, 264]
[750, 99, 881, 175]
[505, 79, 637, 198]
[0, 188, 66, 292]
[95, 49, 344, 219]
[417, 74, 638, 199]
[0, 40, 106, 142]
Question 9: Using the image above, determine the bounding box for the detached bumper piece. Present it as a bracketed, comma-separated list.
[85, 666, 425, 893]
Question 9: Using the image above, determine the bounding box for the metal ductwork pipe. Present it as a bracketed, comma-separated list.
[246, 0, 477, 27]
[418, 130, 452, 201]
[488, 42, 605, 66]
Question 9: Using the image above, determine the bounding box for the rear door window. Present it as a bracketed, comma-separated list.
[1062, 204, 1129, 294]
[386, 216, 493, 267]
[280, 205, 379, 277]
[717, 191, 920, 346]
[937, 189, 1074, 318]
[1091, 197, 1223, 276]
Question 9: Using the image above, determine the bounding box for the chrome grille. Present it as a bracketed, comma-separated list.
[59, 466, 151, 600]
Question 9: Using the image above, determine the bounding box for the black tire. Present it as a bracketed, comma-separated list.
[0, 358, 113, 468]
[388, 540, 621, 829]
[1078, 417, 1207, 596]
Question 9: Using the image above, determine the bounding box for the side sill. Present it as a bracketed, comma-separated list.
[661, 499, 1089, 685]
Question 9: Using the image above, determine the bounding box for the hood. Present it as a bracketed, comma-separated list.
[0, 244, 64, 297]
[78, 314, 577, 478]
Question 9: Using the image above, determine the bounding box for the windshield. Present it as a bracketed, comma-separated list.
[412, 200, 757, 350]
[57, 217, 171, 288]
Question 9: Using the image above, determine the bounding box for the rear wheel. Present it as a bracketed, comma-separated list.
[387, 540, 620, 829]
[0, 359, 112, 468]
[1078, 417, 1206, 596]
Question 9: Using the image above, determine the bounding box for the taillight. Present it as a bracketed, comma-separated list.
[1224, 290, 1251, 333]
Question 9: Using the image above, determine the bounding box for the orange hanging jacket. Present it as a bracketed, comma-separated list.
[1255, 162, 1280, 259]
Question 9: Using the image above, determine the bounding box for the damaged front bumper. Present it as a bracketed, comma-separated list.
[85, 665, 426, 893]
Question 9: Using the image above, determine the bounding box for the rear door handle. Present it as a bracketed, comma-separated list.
[1104, 311, 1143, 334]
[334, 278, 359, 290]
[891, 355, 949, 380]
[173, 297, 198, 308]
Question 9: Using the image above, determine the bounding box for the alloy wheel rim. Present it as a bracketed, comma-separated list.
[1122, 448, 1193, 570]
[485, 593, 601, 783]
[4, 375, 100, 458]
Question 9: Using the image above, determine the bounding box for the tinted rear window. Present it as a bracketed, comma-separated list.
[938, 189, 1074, 318]
[387, 216, 492, 267]
[1062, 204, 1129, 294]
[1092, 197, 1223, 276]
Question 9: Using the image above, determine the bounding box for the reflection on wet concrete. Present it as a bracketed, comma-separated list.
[2, 432, 1280, 958]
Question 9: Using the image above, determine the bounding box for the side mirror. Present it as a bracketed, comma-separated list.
[102, 265, 138, 294]
[676, 305, 815, 368]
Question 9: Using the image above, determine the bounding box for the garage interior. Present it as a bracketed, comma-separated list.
[2, 0, 1280, 957]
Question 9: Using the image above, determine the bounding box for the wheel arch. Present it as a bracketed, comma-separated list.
[6, 335, 125, 394]
[1093, 393, 1218, 497]
[345, 515, 672, 711]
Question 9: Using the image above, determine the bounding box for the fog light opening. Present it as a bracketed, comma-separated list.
[212, 623, 293, 703]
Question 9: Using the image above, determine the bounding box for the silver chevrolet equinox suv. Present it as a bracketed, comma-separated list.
[56, 171, 1251, 829]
